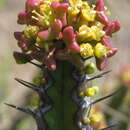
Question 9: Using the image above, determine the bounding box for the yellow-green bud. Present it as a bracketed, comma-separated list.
[79, 91, 85, 97]
[30, 96, 40, 106]
[85, 63, 96, 74]
[80, 43, 94, 58]
[33, 76, 45, 85]
[84, 86, 99, 97]
[24, 25, 39, 39]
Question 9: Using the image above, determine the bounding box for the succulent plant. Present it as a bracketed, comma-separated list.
[6, 0, 121, 130]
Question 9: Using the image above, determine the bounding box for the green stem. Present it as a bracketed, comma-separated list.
[44, 61, 79, 130]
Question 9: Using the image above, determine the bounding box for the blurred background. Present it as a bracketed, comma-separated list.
[0, 0, 130, 130]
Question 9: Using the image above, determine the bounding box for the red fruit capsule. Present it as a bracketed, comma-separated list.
[113, 21, 121, 32]
[26, 0, 41, 12]
[17, 12, 33, 25]
[63, 26, 75, 43]
[51, 1, 69, 13]
[96, 11, 109, 25]
[69, 41, 80, 53]
[63, 26, 80, 53]
[104, 21, 121, 36]
[17, 41, 31, 52]
[102, 36, 118, 57]
[45, 56, 56, 71]
[38, 30, 51, 41]
[14, 32, 23, 41]
[17, 12, 27, 25]
[51, 19, 63, 37]
[96, 0, 105, 11]
[102, 36, 112, 49]
[96, 57, 107, 71]
[107, 48, 118, 57]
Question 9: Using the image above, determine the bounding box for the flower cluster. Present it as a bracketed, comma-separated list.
[14, 0, 121, 71]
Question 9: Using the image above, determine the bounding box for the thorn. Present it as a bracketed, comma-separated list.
[72, 71, 86, 82]
[91, 89, 120, 105]
[34, 105, 52, 118]
[44, 72, 53, 90]
[88, 70, 111, 81]
[44, 80, 53, 90]
[71, 90, 81, 105]
[73, 70, 111, 82]
[29, 61, 43, 69]
[15, 78, 41, 92]
[5, 103, 34, 115]
[79, 99, 86, 106]
[40, 105, 52, 114]
[81, 56, 93, 61]
[72, 71, 80, 81]
[79, 75, 89, 82]
[100, 124, 117, 130]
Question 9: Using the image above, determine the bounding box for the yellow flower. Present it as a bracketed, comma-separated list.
[81, 2, 96, 22]
[24, 25, 39, 39]
[78, 25, 105, 41]
[68, 0, 83, 16]
[80, 43, 94, 58]
[68, 6, 80, 16]
[85, 63, 96, 74]
[94, 43, 108, 58]
[32, 1, 56, 28]
[69, 0, 83, 8]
